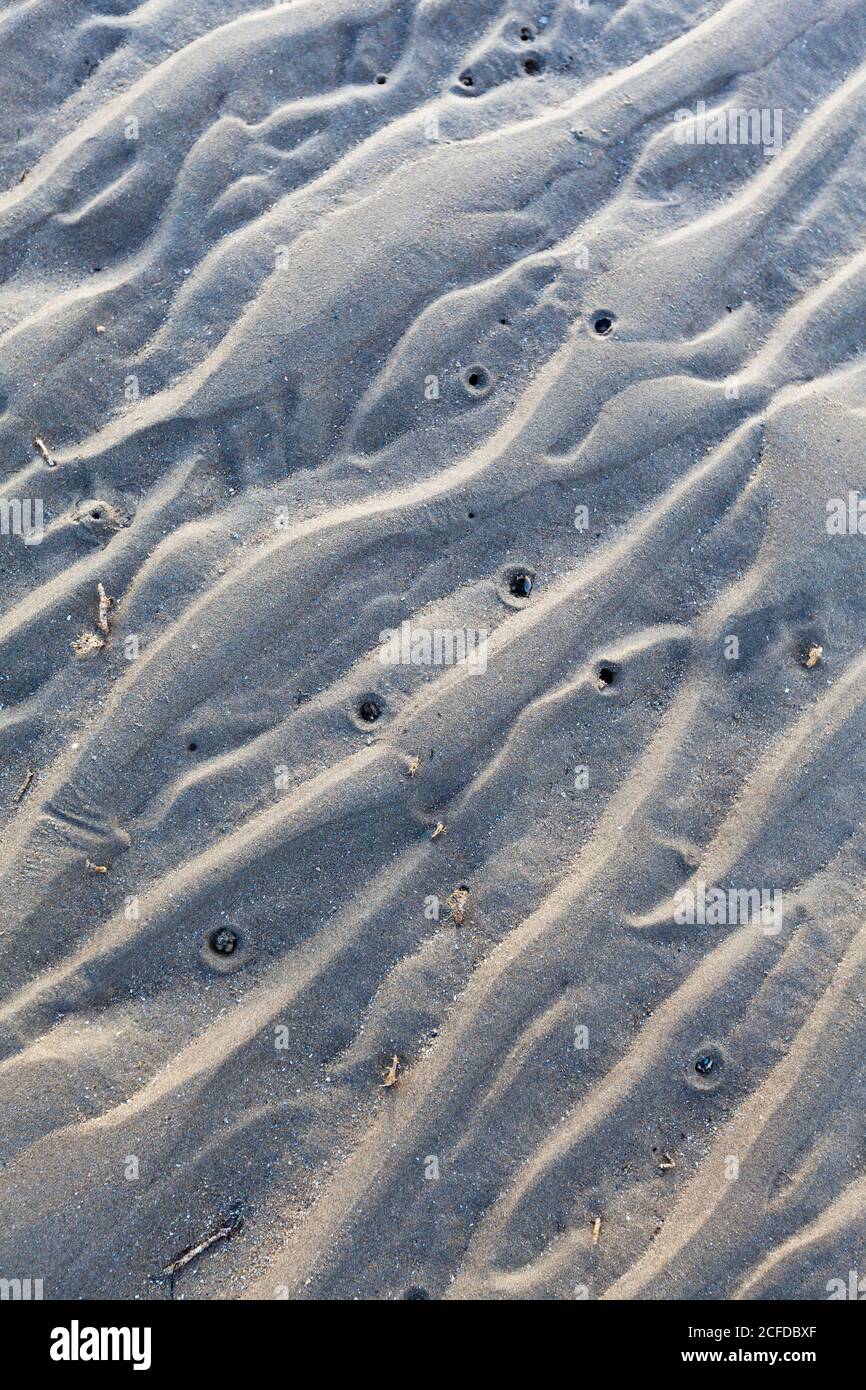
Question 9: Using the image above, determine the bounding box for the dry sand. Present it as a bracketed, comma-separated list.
[1, 0, 865, 1301]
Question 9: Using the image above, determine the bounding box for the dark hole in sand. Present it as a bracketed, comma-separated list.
[468, 511, 475, 518]
[519, 25, 535, 41]
[523, 55, 543, 75]
[210, 927, 238, 956]
[463, 365, 491, 394]
[403, 1286, 430, 1300]
[91, 509, 102, 519]
[509, 571, 533, 598]
[597, 665, 616, 687]
[374, 74, 387, 84]
[593, 315, 613, 336]
[359, 699, 381, 722]
[187, 741, 198, 752]
[459, 71, 474, 87]
[695, 1054, 716, 1075]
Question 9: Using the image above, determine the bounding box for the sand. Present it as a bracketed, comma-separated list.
[1, 0, 865, 1302]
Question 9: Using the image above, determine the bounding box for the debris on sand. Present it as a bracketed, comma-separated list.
[804, 644, 823, 668]
[97, 581, 113, 635]
[72, 585, 114, 656]
[14, 767, 34, 804]
[431, 821, 446, 840]
[659, 1152, 676, 1170]
[381, 1054, 400, 1088]
[407, 755, 421, 777]
[446, 885, 469, 925]
[33, 436, 56, 468]
[85, 858, 109, 874]
[163, 1210, 244, 1288]
[591, 1216, 602, 1247]
[72, 631, 105, 658]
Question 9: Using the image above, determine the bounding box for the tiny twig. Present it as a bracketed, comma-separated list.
[33, 436, 56, 468]
[381, 1054, 399, 1088]
[163, 1211, 244, 1291]
[14, 767, 34, 804]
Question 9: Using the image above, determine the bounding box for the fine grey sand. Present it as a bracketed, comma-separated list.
[1, 0, 866, 1302]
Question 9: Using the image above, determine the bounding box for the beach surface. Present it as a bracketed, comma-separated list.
[1, 0, 866, 1300]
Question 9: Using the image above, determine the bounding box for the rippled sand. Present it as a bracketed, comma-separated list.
[1, 0, 865, 1300]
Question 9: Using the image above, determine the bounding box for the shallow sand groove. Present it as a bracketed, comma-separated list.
[1, 0, 866, 1300]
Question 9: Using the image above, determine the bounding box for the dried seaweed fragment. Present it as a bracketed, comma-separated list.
[445, 885, 469, 925]
[72, 631, 105, 658]
[97, 581, 113, 635]
[804, 644, 823, 668]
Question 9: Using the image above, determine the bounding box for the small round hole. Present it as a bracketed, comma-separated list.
[209, 927, 238, 956]
[523, 55, 543, 75]
[597, 665, 616, 688]
[187, 741, 198, 752]
[374, 73, 387, 85]
[91, 510, 102, 520]
[695, 1054, 715, 1076]
[403, 1286, 430, 1300]
[359, 699, 381, 723]
[459, 71, 474, 88]
[519, 25, 535, 41]
[462, 364, 491, 396]
[509, 570, 533, 598]
[593, 315, 613, 336]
